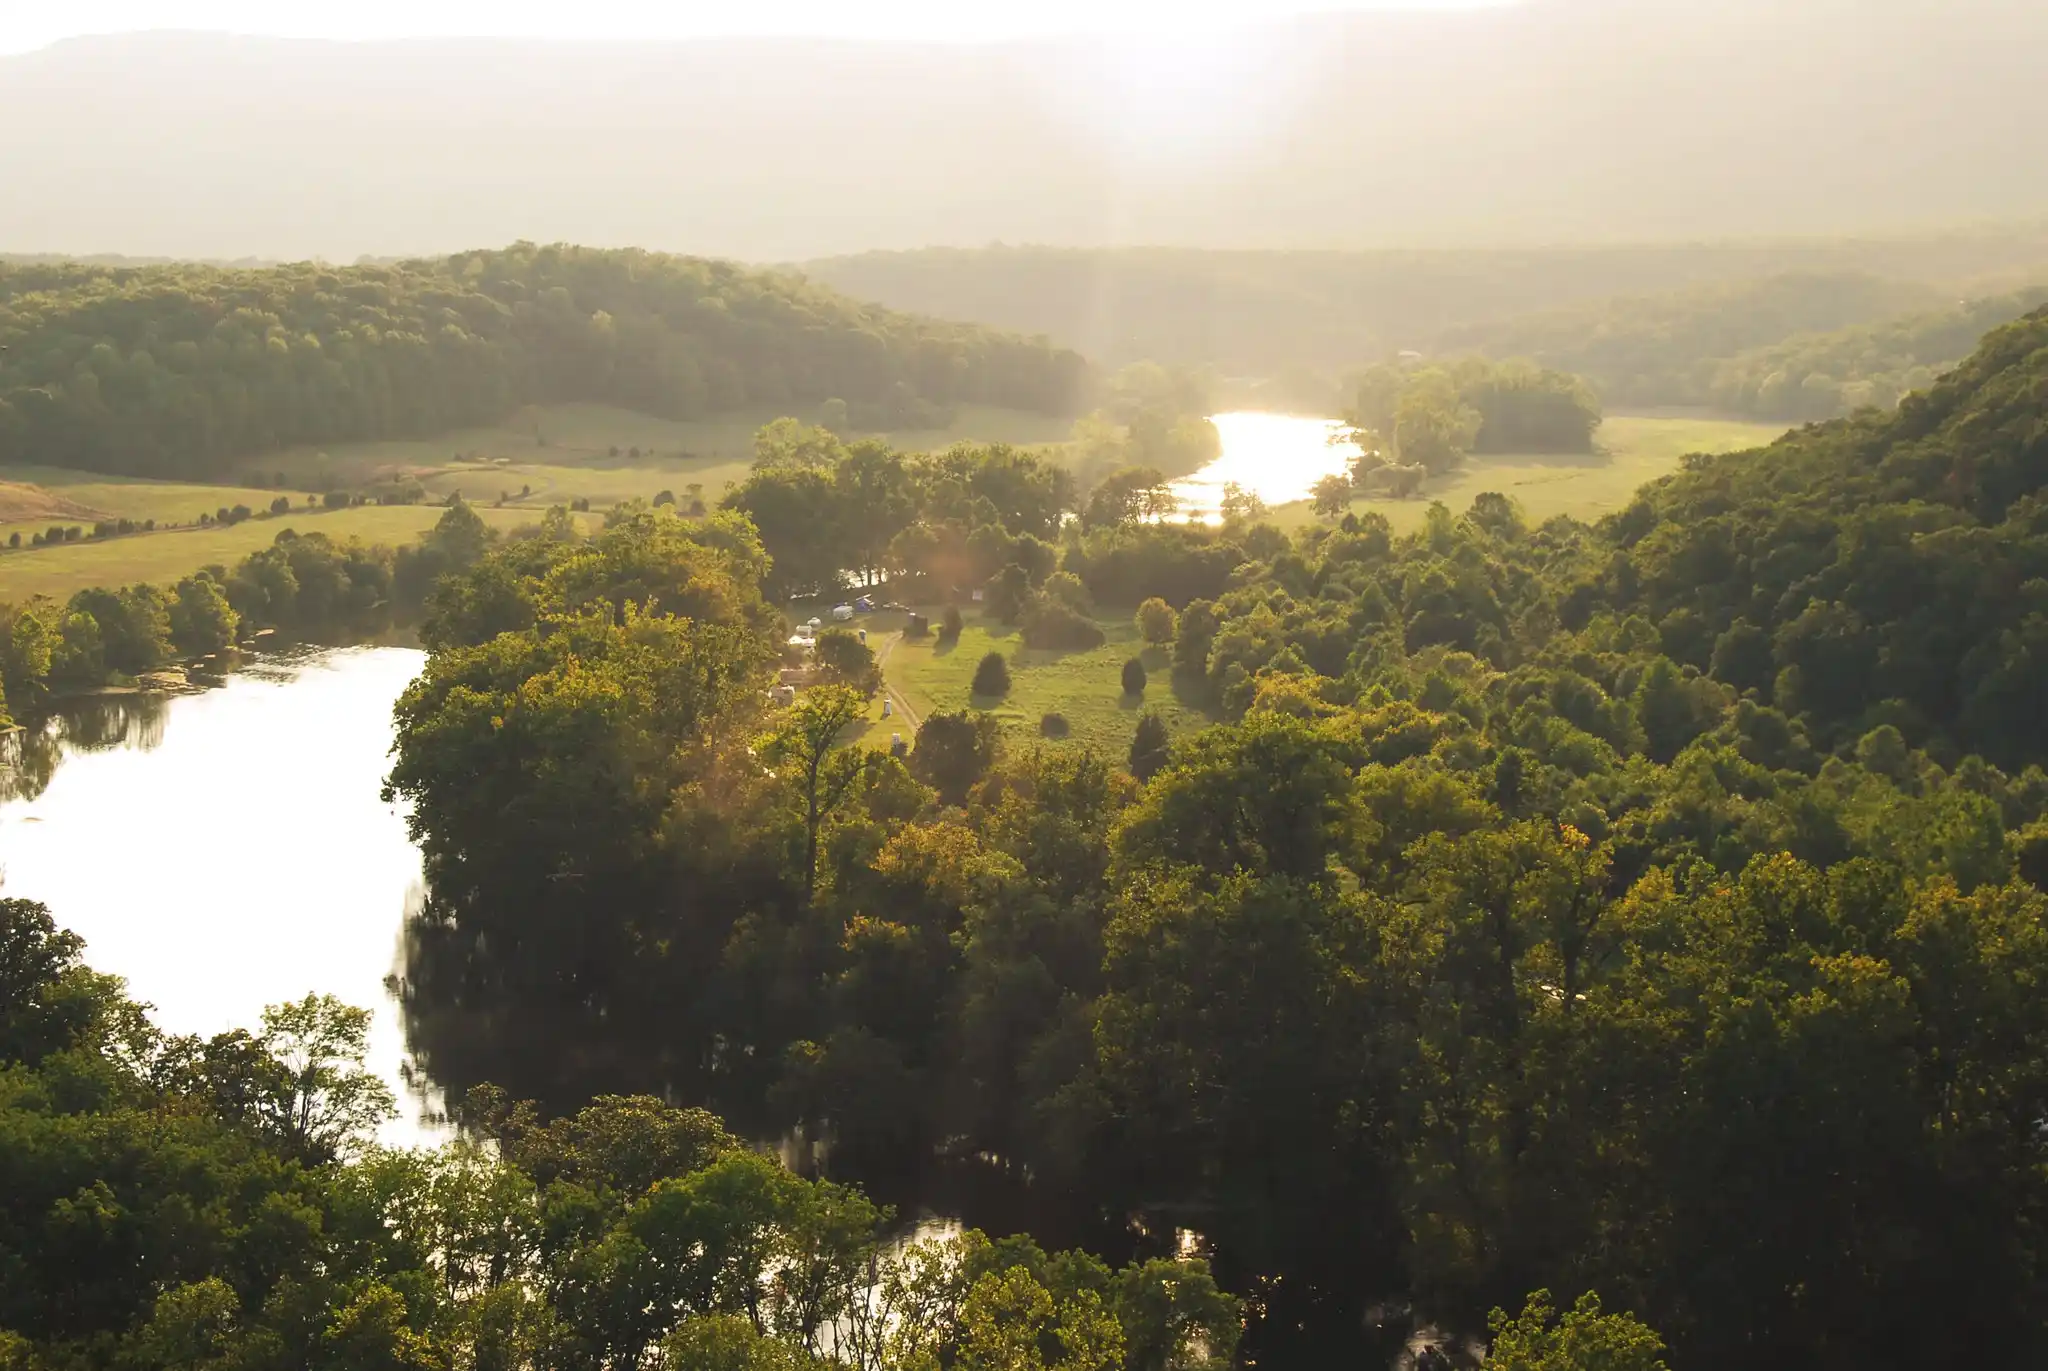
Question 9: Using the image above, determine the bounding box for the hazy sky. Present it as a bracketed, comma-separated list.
[1, 0, 1510, 54]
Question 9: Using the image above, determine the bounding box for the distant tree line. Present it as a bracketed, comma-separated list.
[0, 243, 1090, 480]
[1438, 272, 2048, 422]
[1704, 284, 2048, 420]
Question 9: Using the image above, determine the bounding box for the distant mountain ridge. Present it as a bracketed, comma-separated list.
[3, 0, 2046, 262]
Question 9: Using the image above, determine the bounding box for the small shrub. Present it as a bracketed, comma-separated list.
[1040, 712, 1070, 739]
[653, 489, 677, 507]
[939, 605, 964, 644]
[971, 651, 1012, 698]
[1122, 658, 1148, 696]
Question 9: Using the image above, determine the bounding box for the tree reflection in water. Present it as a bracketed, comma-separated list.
[0, 693, 172, 802]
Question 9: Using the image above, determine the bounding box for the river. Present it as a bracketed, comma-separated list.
[0, 646, 444, 1145]
[1169, 411, 1359, 520]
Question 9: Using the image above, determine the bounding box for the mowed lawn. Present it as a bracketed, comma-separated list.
[1268, 412, 1788, 532]
[0, 504, 535, 601]
[863, 615, 1216, 756]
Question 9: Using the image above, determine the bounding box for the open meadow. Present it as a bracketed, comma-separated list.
[0, 402, 1070, 602]
[845, 614, 1214, 756]
[1267, 412, 1788, 532]
[263, 401, 1074, 506]
[0, 504, 535, 601]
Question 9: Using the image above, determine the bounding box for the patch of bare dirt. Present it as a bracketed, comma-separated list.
[0, 480, 105, 523]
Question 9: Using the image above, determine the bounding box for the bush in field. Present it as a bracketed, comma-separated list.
[1136, 596, 1178, 645]
[1019, 595, 1105, 650]
[1122, 658, 1148, 696]
[971, 651, 1011, 698]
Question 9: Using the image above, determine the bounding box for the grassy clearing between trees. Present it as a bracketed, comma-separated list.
[0, 402, 1069, 601]
[855, 615, 1214, 755]
[0, 504, 534, 601]
[1268, 412, 1788, 532]
[265, 401, 1073, 502]
[0, 464, 291, 542]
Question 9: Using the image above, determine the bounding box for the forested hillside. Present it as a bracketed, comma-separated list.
[1430, 272, 1940, 406]
[0, 244, 1087, 480]
[1706, 285, 2048, 420]
[805, 234, 2048, 376]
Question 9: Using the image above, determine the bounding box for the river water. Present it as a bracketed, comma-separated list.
[1169, 411, 1359, 520]
[0, 646, 443, 1145]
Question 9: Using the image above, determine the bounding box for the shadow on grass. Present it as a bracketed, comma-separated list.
[1169, 671, 1225, 719]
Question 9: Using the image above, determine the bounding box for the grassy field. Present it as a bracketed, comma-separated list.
[848, 614, 1216, 756]
[0, 401, 1070, 602]
[1267, 412, 1787, 532]
[0, 504, 535, 602]
[0, 465, 294, 542]
[263, 401, 1074, 506]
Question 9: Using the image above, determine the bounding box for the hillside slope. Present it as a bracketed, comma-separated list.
[0, 245, 1087, 479]
[1602, 304, 2048, 761]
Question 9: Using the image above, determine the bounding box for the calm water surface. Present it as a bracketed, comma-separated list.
[0, 646, 441, 1144]
[1171, 412, 1359, 520]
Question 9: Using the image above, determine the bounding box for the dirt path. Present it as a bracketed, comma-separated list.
[872, 631, 922, 733]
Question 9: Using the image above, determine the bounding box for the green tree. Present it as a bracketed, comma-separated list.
[759, 685, 876, 895]
[168, 572, 239, 654]
[1135, 597, 1177, 646]
[910, 711, 1002, 806]
[813, 629, 881, 695]
[1128, 712, 1171, 782]
[972, 652, 1012, 698]
[1121, 658, 1147, 697]
[1485, 1291, 1668, 1371]
[253, 993, 397, 1162]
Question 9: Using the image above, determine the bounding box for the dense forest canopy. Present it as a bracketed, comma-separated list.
[7, 3, 2048, 260]
[0, 243, 1087, 480]
[358, 308, 2048, 1366]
